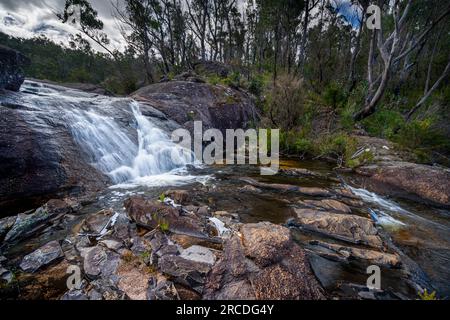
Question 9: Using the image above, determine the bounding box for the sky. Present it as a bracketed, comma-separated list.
[0, 0, 126, 52]
[0, 0, 360, 54]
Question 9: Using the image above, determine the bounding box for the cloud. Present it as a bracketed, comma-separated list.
[0, 0, 126, 53]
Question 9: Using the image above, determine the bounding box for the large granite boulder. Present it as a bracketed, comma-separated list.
[356, 161, 450, 208]
[0, 45, 30, 91]
[131, 80, 259, 133]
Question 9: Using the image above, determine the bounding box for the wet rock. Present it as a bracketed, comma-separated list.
[4, 207, 53, 244]
[240, 177, 331, 197]
[0, 215, 16, 240]
[357, 161, 450, 207]
[131, 80, 259, 134]
[19, 259, 71, 299]
[196, 206, 210, 216]
[28, 78, 114, 96]
[180, 245, 216, 265]
[125, 196, 208, 237]
[239, 185, 262, 193]
[298, 199, 352, 214]
[20, 240, 63, 273]
[80, 209, 113, 234]
[158, 255, 211, 293]
[279, 168, 320, 177]
[44, 198, 78, 215]
[164, 190, 190, 205]
[292, 208, 383, 248]
[307, 240, 401, 267]
[0, 45, 30, 91]
[241, 222, 291, 267]
[83, 246, 120, 279]
[0, 98, 110, 216]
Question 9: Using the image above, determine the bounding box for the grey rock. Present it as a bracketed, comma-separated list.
[0, 215, 16, 240]
[180, 245, 216, 265]
[20, 240, 63, 273]
[83, 246, 120, 279]
[158, 255, 211, 293]
[147, 276, 179, 300]
[0, 45, 30, 91]
[60, 289, 88, 300]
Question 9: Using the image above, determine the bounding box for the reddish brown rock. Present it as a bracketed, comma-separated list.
[203, 222, 324, 300]
[357, 162, 450, 207]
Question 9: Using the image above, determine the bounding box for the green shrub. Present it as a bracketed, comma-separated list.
[394, 118, 450, 163]
[362, 110, 405, 139]
[248, 75, 264, 97]
[323, 82, 347, 109]
[294, 138, 313, 155]
[315, 133, 358, 166]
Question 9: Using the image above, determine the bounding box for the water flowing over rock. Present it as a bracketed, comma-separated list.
[356, 161, 450, 208]
[0, 78, 259, 214]
[0, 81, 194, 214]
[132, 80, 259, 133]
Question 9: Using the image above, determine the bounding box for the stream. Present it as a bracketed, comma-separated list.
[1, 80, 449, 299]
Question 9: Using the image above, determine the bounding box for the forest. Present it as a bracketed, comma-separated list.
[2, 0, 450, 167]
[1, 0, 450, 302]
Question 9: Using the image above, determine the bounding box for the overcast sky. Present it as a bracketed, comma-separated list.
[0, 0, 126, 52]
[0, 0, 359, 54]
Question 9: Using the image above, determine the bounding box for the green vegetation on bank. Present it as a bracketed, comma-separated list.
[2, 0, 449, 167]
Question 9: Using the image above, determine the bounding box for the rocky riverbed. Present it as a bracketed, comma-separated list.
[0, 75, 449, 300]
[0, 160, 448, 300]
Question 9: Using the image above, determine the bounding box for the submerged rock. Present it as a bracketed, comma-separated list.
[19, 240, 63, 273]
[240, 177, 332, 197]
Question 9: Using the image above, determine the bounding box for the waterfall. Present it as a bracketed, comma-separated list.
[66, 101, 196, 185]
[7, 80, 208, 188]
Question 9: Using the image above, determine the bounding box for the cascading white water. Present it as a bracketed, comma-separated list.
[66, 101, 197, 186]
[13, 80, 208, 188]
